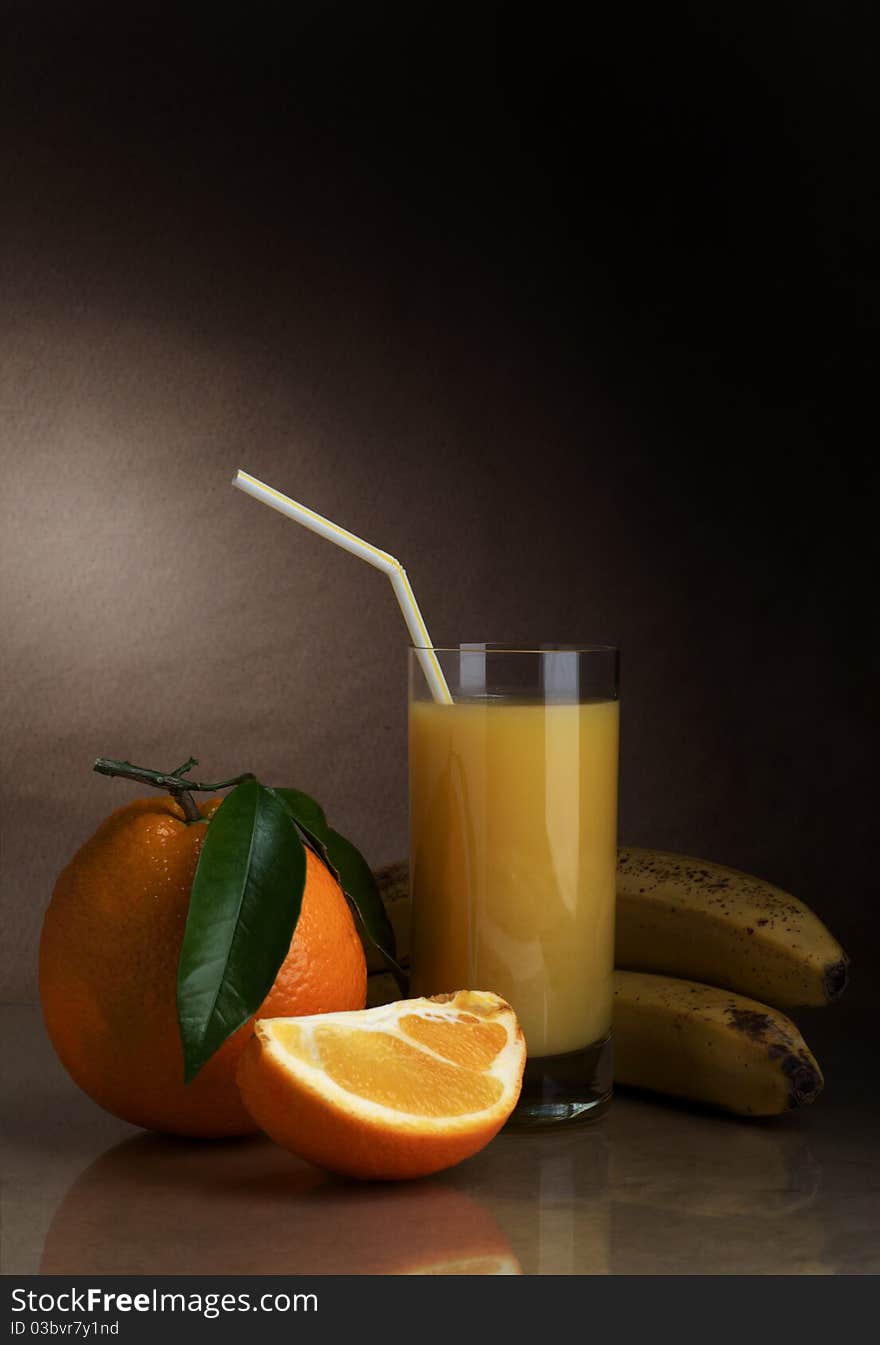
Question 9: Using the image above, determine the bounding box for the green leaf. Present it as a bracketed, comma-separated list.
[176, 778, 307, 1082]
[325, 828, 406, 987]
[268, 786, 405, 989]
[269, 787, 330, 845]
[268, 787, 334, 871]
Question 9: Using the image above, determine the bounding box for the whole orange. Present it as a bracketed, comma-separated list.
[39, 795, 367, 1136]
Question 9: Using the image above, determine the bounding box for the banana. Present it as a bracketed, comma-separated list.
[366, 970, 401, 1007]
[367, 861, 411, 974]
[613, 970, 823, 1116]
[616, 847, 849, 1008]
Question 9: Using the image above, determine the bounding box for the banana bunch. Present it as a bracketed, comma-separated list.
[368, 849, 848, 1117]
[612, 848, 846, 1116]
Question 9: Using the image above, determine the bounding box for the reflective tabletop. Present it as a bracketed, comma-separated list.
[3, 1004, 878, 1275]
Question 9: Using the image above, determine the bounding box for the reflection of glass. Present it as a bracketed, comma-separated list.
[537, 1149, 581, 1275]
[464, 1130, 611, 1274]
[409, 645, 619, 1126]
[40, 1134, 520, 1276]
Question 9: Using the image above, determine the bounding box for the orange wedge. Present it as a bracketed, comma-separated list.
[236, 990, 526, 1180]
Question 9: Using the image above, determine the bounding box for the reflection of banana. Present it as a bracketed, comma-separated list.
[616, 848, 848, 1007]
[613, 971, 823, 1116]
[610, 1202, 830, 1275]
[608, 1096, 821, 1218]
[607, 1094, 831, 1271]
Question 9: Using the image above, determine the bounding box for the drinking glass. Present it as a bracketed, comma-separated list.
[409, 644, 619, 1125]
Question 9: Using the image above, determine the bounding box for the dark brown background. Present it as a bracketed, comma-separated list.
[2, 2, 876, 1002]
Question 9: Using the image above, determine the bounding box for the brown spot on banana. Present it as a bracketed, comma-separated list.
[726, 1006, 823, 1107]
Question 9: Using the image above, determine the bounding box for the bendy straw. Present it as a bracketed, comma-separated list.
[232, 469, 453, 704]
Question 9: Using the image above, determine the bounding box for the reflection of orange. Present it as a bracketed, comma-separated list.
[39, 797, 366, 1137]
[40, 1133, 521, 1275]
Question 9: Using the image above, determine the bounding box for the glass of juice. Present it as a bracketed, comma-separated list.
[409, 644, 619, 1126]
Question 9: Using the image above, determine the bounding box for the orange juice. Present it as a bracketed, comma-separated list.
[409, 698, 619, 1058]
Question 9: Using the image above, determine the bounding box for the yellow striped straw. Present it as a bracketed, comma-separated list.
[232, 470, 453, 704]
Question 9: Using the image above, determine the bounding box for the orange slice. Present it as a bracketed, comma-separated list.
[236, 990, 526, 1180]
